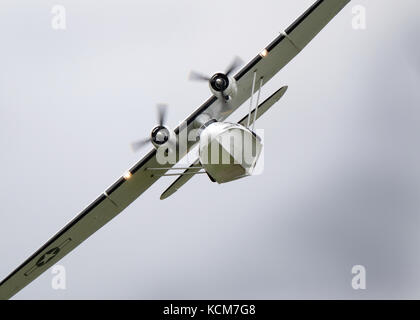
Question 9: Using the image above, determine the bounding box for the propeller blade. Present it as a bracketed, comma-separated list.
[225, 56, 243, 76]
[189, 71, 211, 82]
[131, 138, 150, 152]
[157, 103, 167, 126]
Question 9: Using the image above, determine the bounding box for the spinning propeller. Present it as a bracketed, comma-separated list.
[131, 104, 170, 152]
[189, 56, 243, 98]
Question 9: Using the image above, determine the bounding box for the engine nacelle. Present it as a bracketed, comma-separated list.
[150, 125, 176, 151]
[209, 73, 238, 101]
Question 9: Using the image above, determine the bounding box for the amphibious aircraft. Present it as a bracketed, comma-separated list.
[0, 0, 351, 299]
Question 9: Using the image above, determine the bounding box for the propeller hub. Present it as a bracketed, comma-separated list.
[210, 73, 229, 92]
[151, 126, 170, 145]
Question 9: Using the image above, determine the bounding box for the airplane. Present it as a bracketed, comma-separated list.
[0, 0, 351, 299]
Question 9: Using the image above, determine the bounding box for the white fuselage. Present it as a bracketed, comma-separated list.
[198, 121, 262, 183]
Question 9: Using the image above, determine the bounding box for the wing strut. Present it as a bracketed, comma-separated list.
[146, 166, 205, 177]
[246, 71, 257, 128]
[160, 158, 203, 200]
[252, 77, 264, 132]
[246, 71, 264, 130]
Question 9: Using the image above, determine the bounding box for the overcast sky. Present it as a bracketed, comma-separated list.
[0, 0, 419, 299]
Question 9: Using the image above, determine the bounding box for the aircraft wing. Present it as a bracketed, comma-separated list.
[230, 0, 350, 110]
[0, 0, 350, 299]
[176, 0, 350, 131]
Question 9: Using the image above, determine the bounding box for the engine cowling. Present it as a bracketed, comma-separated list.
[150, 125, 175, 150]
[209, 73, 237, 101]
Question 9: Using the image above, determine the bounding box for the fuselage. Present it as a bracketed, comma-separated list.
[198, 121, 262, 183]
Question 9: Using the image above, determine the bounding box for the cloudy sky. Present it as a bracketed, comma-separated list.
[0, 0, 419, 299]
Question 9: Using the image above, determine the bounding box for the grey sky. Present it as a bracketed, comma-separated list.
[0, 0, 419, 299]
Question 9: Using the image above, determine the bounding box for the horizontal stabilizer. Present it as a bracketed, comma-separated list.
[160, 159, 202, 200]
[238, 85, 288, 127]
